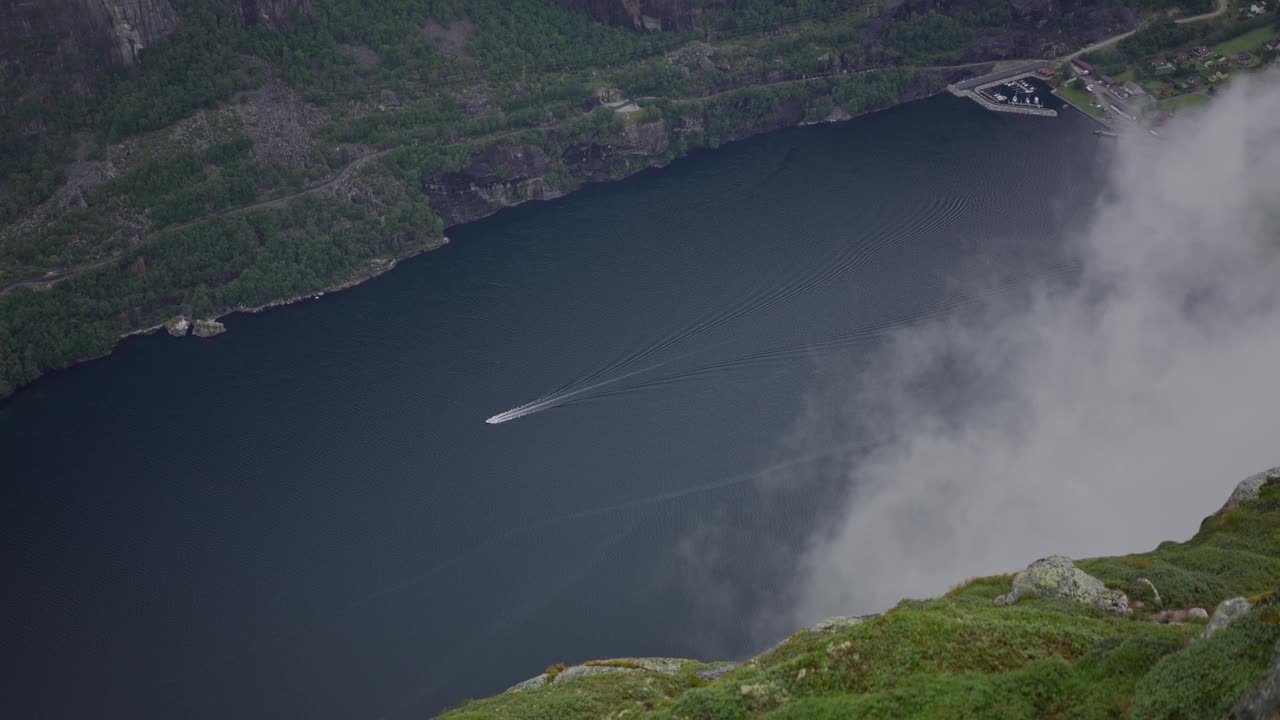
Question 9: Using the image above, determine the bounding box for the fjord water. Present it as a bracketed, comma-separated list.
[0, 95, 1102, 719]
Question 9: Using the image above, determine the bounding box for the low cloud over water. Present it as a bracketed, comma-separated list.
[788, 78, 1280, 624]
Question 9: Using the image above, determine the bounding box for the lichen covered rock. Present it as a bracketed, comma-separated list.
[995, 555, 1131, 615]
[1202, 597, 1252, 640]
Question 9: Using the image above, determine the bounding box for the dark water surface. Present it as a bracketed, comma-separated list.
[1, 96, 1103, 719]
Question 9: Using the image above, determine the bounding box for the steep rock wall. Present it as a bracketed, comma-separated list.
[0, 0, 178, 71]
[548, 0, 735, 31]
[0, 0, 315, 76]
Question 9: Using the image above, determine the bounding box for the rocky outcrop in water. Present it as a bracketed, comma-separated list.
[0, 0, 314, 91]
[192, 319, 226, 338]
[165, 316, 190, 337]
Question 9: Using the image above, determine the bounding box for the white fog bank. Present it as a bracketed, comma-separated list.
[790, 77, 1280, 623]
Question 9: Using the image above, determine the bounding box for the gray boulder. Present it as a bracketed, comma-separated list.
[1202, 597, 1252, 640]
[994, 555, 1131, 616]
[1229, 639, 1280, 719]
[1222, 466, 1280, 510]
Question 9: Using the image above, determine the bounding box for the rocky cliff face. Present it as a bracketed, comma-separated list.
[422, 119, 675, 225]
[420, 66, 962, 227]
[882, 0, 1136, 57]
[233, 0, 316, 29]
[551, 0, 1132, 56]
[548, 0, 734, 31]
[0, 0, 178, 71]
[0, 0, 315, 77]
[422, 143, 558, 225]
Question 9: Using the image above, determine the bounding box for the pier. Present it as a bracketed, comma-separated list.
[948, 61, 1059, 118]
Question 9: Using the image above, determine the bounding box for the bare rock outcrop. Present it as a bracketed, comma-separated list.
[1222, 466, 1280, 511]
[165, 316, 190, 337]
[994, 555, 1131, 615]
[232, 0, 316, 29]
[548, 0, 734, 31]
[421, 143, 556, 225]
[1229, 639, 1280, 719]
[0, 0, 178, 73]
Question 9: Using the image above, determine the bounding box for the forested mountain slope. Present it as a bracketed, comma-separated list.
[0, 0, 1201, 397]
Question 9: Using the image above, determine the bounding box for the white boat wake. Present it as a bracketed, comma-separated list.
[485, 364, 661, 424]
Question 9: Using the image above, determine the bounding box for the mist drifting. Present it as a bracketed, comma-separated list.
[789, 77, 1280, 624]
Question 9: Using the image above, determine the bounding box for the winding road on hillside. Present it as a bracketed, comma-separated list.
[1066, 0, 1229, 60]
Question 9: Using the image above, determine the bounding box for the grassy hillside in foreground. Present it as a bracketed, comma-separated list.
[438, 477, 1280, 719]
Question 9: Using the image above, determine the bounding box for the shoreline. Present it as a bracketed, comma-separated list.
[119, 235, 452, 342]
[0, 80, 1015, 404]
[1051, 87, 1113, 128]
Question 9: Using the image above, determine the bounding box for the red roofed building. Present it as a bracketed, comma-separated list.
[1038, 67, 1056, 77]
[1238, 52, 1252, 65]
[1071, 58, 1095, 75]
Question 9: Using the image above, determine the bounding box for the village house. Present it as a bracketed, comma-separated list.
[1247, 2, 1265, 15]
[1238, 52, 1253, 66]
[1174, 51, 1190, 64]
[1151, 57, 1174, 71]
[1071, 58, 1095, 75]
[1180, 76, 1200, 89]
[1265, 39, 1280, 52]
[1194, 46, 1212, 58]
